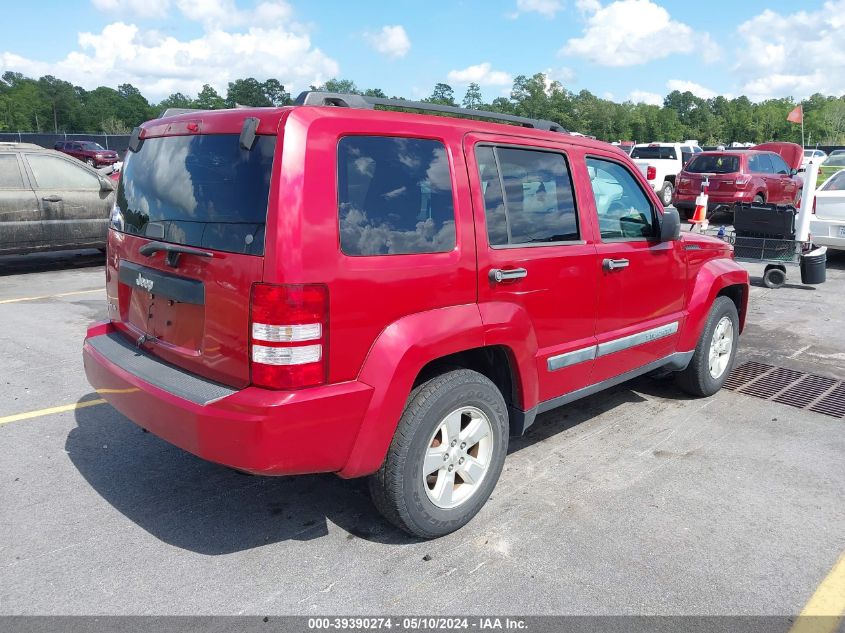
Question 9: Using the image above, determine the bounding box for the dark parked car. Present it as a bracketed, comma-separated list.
[54, 140, 119, 168]
[672, 142, 803, 217]
[0, 143, 115, 255]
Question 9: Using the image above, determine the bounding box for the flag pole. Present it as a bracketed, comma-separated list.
[801, 103, 805, 148]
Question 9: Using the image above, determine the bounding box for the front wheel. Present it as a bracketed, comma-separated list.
[369, 369, 509, 539]
[676, 296, 739, 397]
[86, 158, 95, 167]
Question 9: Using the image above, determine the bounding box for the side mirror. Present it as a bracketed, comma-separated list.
[99, 176, 115, 192]
[660, 207, 681, 242]
[790, 168, 798, 176]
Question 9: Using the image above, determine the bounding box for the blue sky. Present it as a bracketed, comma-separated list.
[1, 0, 841, 105]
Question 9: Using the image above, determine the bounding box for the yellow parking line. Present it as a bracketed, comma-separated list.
[0, 398, 106, 425]
[0, 288, 102, 304]
[789, 550, 845, 633]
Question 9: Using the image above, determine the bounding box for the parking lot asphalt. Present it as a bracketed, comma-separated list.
[1, 248, 843, 616]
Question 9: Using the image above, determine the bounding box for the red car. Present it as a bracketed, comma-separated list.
[54, 140, 119, 168]
[83, 93, 749, 538]
[673, 142, 803, 217]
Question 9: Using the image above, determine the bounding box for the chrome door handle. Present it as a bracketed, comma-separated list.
[602, 258, 629, 271]
[42, 195, 62, 203]
[489, 267, 528, 283]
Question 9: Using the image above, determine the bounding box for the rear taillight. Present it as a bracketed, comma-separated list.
[249, 283, 328, 390]
[646, 166, 656, 181]
[735, 174, 751, 187]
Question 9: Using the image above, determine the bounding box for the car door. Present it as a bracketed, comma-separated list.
[22, 152, 112, 248]
[769, 153, 798, 203]
[466, 133, 600, 404]
[0, 153, 41, 254]
[584, 151, 686, 384]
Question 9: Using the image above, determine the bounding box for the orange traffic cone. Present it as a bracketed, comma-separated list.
[689, 192, 709, 232]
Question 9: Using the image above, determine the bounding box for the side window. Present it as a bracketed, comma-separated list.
[758, 154, 775, 173]
[586, 157, 656, 241]
[681, 149, 692, 166]
[25, 154, 100, 189]
[475, 145, 579, 246]
[748, 154, 766, 173]
[337, 136, 456, 256]
[770, 154, 790, 175]
[0, 155, 25, 188]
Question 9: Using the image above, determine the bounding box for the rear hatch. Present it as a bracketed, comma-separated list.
[677, 153, 741, 195]
[107, 112, 282, 388]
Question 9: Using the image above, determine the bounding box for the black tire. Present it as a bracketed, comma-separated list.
[763, 266, 786, 289]
[753, 194, 765, 205]
[675, 296, 739, 397]
[369, 369, 508, 539]
[86, 158, 95, 167]
[659, 181, 674, 206]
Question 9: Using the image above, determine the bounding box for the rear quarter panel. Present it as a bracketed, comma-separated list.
[269, 108, 479, 385]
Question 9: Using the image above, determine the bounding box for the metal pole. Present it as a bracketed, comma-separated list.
[797, 161, 819, 242]
[801, 110, 805, 148]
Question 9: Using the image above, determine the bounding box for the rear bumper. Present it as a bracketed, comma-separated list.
[82, 322, 374, 475]
[674, 191, 752, 211]
[810, 219, 845, 249]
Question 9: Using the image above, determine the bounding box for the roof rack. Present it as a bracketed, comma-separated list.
[293, 91, 567, 133]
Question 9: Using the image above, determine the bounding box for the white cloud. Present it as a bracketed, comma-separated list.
[365, 25, 411, 59]
[447, 62, 512, 86]
[513, 0, 564, 17]
[628, 90, 663, 106]
[732, 1, 845, 100]
[544, 66, 576, 85]
[562, 0, 713, 67]
[666, 80, 717, 99]
[575, 0, 601, 12]
[92, 0, 171, 18]
[0, 4, 337, 102]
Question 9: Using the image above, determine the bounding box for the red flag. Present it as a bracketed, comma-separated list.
[787, 105, 803, 124]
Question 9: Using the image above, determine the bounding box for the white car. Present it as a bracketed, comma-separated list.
[802, 149, 827, 170]
[810, 168, 845, 250]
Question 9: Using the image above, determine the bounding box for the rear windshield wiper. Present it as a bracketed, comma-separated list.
[139, 241, 214, 268]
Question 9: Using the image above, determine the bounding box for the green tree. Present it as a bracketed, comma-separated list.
[195, 84, 225, 110]
[262, 78, 291, 106]
[427, 83, 456, 106]
[157, 92, 195, 111]
[317, 78, 359, 94]
[225, 78, 271, 107]
[462, 83, 483, 109]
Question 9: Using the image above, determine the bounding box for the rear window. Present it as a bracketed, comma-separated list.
[0, 155, 24, 188]
[115, 134, 275, 255]
[337, 135, 456, 256]
[630, 146, 677, 160]
[686, 155, 739, 174]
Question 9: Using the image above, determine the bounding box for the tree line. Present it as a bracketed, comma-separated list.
[2, 70, 845, 146]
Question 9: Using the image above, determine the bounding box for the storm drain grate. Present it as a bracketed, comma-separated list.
[740, 366, 806, 400]
[723, 361, 773, 391]
[723, 361, 845, 419]
[810, 383, 845, 418]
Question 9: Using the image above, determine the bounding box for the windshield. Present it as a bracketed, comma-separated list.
[631, 146, 677, 160]
[115, 133, 276, 255]
[685, 154, 739, 174]
[81, 142, 106, 151]
[823, 155, 845, 167]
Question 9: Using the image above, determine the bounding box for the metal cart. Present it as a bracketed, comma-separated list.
[720, 231, 810, 288]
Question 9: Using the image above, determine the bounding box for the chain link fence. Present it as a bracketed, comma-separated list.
[0, 132, 130, 156]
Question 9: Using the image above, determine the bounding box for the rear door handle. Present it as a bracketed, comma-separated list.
[489, 268, 528, 283]
[602, 258, 629, 271]
[42, 195, 62, 203]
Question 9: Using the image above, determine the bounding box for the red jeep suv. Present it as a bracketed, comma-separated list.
[83, 93, 749, 538]
[673, 142, 803, 217]
[54, 140, 119, 167]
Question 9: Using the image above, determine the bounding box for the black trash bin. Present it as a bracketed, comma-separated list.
[800, 247, 827, 285]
